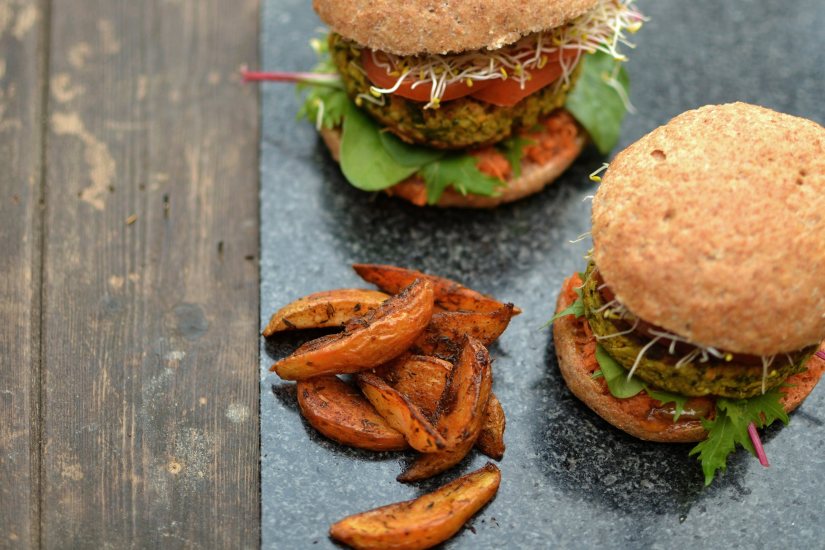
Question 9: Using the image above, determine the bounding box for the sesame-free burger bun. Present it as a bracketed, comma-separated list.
[319, 112, 586, 208]
[592, 103, 825, 356]
[313, 0, 599, 56]
[552, 284, 825, 443]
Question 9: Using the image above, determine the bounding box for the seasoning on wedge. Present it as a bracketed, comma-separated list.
[330, 463, 501, 550]
[271, 279, 434, 380]
[357, 373, 446, 453]
[297, 376, 407, 451]
[262, 288, 388, 336]
[399, 336, 492, 482]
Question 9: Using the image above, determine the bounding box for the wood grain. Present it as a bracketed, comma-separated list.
[0, 0, 46, 547]
[40, 1, 260, 547]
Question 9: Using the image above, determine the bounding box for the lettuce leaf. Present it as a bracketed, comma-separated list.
[296, 38, 349, 129]
[378, 131, 445, 167]
[689, 389, 788, 485]
[644, 387, 689, 422]
[496, 135, 534, 179]
[340, 105, 418, 191]
[550, 286, 584, 322]
[418, 155, 503, 204]
[595, 344, 645, 398]
[297, 83, 349, 130]
[564, 51, 630, 154]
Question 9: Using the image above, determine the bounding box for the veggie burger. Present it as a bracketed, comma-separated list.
[553, 103, 825, 484]
[300, 0, 644, 207]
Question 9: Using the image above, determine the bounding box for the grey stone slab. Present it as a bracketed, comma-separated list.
[260, 1, 825, 548]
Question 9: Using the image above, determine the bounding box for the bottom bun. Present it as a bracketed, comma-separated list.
[552, 279, 825, 443]
[319, 110, 586, 209]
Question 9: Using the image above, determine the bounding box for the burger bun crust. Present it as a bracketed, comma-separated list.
[313, 0, 599, 56]
[592, 103, 825, 355]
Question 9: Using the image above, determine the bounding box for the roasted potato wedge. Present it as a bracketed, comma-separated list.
[330, 462, 501, 550]
[382, 355, 452, 418]
[380, 354, 506, 459]
[353, 263, 521, 315]
[271, 280, 434, 380]
[413, 304, 514, 358]
[297, 376, 407, 451]
[357, 373, 447, 453]
[398, 337, 492, 482]
[262, 289, 389, 336]
[476, 394, 506, 461]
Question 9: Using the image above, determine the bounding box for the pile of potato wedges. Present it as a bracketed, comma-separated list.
[264, 264, 518, 549]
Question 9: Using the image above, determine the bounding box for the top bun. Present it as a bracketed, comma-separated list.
[313, 0, 599, 56]
[592, 103, 825, 355]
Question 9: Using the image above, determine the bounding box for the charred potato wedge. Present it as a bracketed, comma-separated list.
[380, 354, 506, 459]
[382, 355, 452, 418]
[353, 263, 520, 315]
[413, 305, 514, 359]
[271, 280, 434, 380]
[398, 337, 492, 482]
[476, 394, 506, 461]
[297, 376, 407, 451]
[357, 373, 447, 453]
[330, 463, 501, 550]
[262, 289, 388, 336]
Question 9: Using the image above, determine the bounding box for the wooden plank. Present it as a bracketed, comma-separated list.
[40, 1, 260, 547]
[0, 0, 46, 547]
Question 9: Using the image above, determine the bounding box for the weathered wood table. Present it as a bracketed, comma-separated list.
[1, 1, 260, 547]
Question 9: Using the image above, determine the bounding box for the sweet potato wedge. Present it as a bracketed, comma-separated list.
[357, 373, 447, 453]
[330, 462, 501, 550]
[297, 376, 407, 451]
[380, 354, 506, 459]
[413, 304, 514, 358]
[271, 280, 434, 380]
[353, 263, 521, 315]
[382, 355, 452, 418]
[262, 289, 389, 336]
[476, 394, 506, 461]
[398, 337, 492, 482]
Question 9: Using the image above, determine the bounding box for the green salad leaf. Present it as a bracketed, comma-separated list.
[378, 131, 446, 167]
[297, 84, 349, 130]
[340, 106, 418, 191]
[592, 344, 688, 422]
[564, 51, 631, 154]
[550, 286, 584, 322]
[496, 135, 534, 179]
[595, 344, 645, 398]
[296, 37, 349, 129]
[644, 387, 689, 422]
[689, 389, 788, 485]
[419, 155, 503, 204]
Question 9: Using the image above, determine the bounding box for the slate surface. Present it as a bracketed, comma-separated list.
[260, 1, 825, 548]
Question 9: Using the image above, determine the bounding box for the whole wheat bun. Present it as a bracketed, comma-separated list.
[313, 0, 598, 56]
[553, 281, 825, 443]
[319, 112, 585, 208]
[592, 103, 825, 356]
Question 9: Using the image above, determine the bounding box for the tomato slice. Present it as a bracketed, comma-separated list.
[469, 49, 582, 107]
[362, 49, 492, 103]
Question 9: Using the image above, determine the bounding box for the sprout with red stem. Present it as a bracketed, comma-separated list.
[240, 66, 341, 86]
[748, 422, 770, 468]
